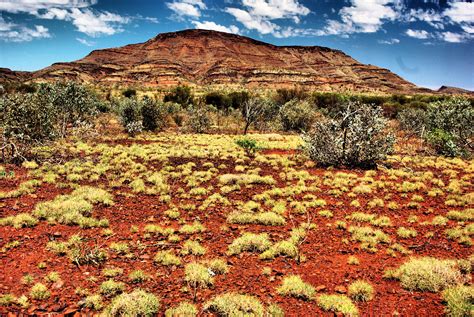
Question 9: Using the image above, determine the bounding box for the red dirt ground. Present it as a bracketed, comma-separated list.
[1, 150, 472, 316]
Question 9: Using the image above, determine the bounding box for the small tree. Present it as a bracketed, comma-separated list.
[279, 99, 316, 132]
[235, 138, 259, 157]
[37, 82, 99, 137]
[1, 82, 100, 162]
[187, 107, 211, 133]
[303, 102, 394, 168]
[241, 97, 273, 134]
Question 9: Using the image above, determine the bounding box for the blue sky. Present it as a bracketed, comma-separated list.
[0, 0, 473, 90]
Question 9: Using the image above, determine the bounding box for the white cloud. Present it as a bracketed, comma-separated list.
[319, 0, 398, 36]
[443, 2, 474, 35]
[405, 29, 430, 39]
[225, 0, 310, 37]
[0, 0, 135, 38]
[192, 20, 239, 34]
[225, 7, 278, 34]
[34, 7, 130, 36]
[0, 0, 95, 14]
[378, 38, 400, 44]
[76, 37, 95, 46]
[0, 18, 50, 42]
[240, 0, 310, 21]
[444, 2, 474, 24]
[166, 0, 206, 18]
[440, 31, 471, 43]
[69, 8, 129, 36]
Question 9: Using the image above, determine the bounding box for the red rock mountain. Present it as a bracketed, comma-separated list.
[3, 29, 433, 93]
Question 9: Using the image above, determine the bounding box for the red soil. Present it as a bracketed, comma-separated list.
[0, 153, 472, 316]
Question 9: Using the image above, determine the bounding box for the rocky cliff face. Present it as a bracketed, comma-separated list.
[4, 29, 432, 93]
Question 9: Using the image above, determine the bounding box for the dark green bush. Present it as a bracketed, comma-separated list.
[205, 92, 231, 110]
[274, 88, 308, 106]
[122, 88, 136, 98]
[164, 86, 193, 106]
[228, 91, 250, 109]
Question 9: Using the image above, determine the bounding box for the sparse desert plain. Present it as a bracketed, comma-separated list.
[0, 28, 473, 317]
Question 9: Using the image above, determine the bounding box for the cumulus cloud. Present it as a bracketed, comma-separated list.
[319, 0, 398, 35]
[192, 20, 239, 34]
[406, 29, 430, 39]
[166, 0, 206, 18]
[0, 0, 95, 14]
[225, 7, 278, 34]
[225, 0, 310, 37]
[0, 0, 155, 39]
[0, 17, 50, 42]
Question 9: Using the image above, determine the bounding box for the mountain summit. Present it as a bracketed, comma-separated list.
[9, 29, 429, 93]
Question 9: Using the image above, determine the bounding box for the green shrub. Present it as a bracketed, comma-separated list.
[303, 102, 394, 168]
[397, 107, 427, 136]
[106, 289, 160, 316]
[425, 98, 473, 157]
[100, 280, 125, 296]
[241, 97, 276, 134]
[119, 98, 143, 136]
[129, 270, 149, 283]
[154, 250, 181, 266]
[122, 88, 136, 98]
[0, 213, 38, 228]
[279, 99, 316, 132]
[1, 82, 100, 162]
[235, 138, 259, 157]
[141, 97, 166, 131]
[205, 92, 231, 110]
[83, 294, 103, 310]
[274, 88, 308, 106]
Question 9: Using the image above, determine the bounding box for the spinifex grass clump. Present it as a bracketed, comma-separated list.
[317, 294, 359, 316]
[33, 186, 112, 228]
[204, 293, 265, 316]
[106, 289, 160, 316]
[227, 232, 272, 255]
[277, 275, 316, 300]
[388, 257, 470, 292]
